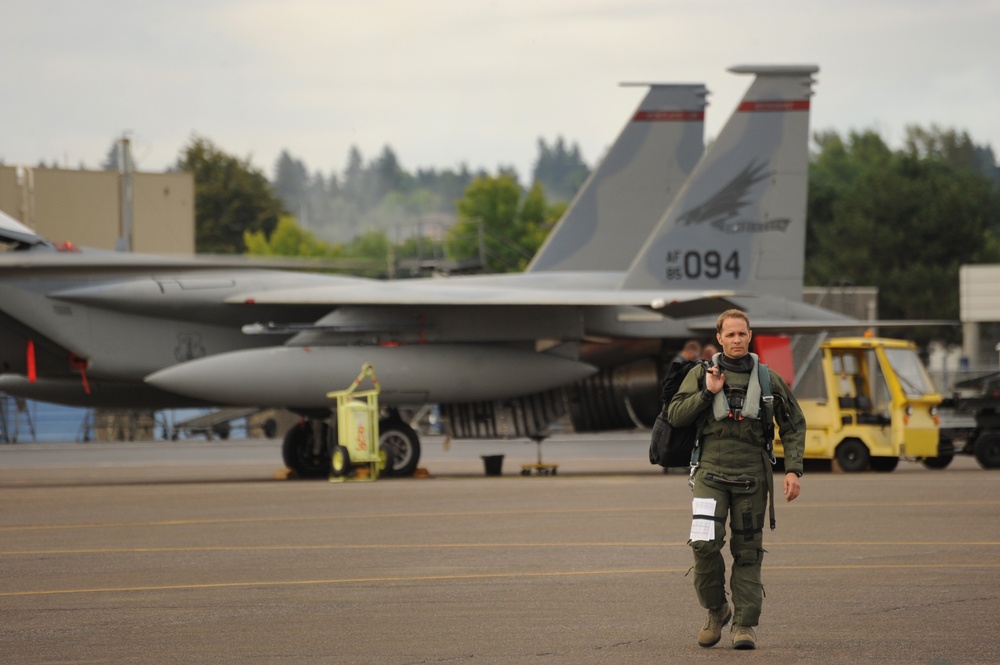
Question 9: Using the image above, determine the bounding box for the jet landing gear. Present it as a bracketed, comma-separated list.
[281, 419, 331, 478]
[281, 411, 422, 479]
[379, 410, 421, 477]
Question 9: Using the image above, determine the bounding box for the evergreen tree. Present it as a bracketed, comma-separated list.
[272, 151, 309, 217]
[342, 146, 368, 210]
[100, 141, 120, 171]
[531, 136, 590, 202]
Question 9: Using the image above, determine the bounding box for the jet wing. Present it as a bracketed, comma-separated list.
[680, 294, 958, 333]
[0, 248, 374, 277]
[227, 280, 737, 310]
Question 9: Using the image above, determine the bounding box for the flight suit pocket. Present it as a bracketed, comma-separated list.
[703, 472, 757, 494]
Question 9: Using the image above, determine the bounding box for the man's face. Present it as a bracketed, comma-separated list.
[716, 317, 752, 359]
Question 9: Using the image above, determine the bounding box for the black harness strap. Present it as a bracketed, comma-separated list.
[730, 524, 763, 542]
[693, 514, 726, 523]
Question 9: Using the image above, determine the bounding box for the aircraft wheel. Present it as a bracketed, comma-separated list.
[869, 456, 899, 472]
[379, 419, 421, 477]
[974, 432, 1000, 469]
[281, 420, 331, 478]
[330, 445, 352, 477]
[835, 438, 870, 473]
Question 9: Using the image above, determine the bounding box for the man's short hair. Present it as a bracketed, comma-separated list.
[715, 308, 750, 334]
[683, 340, 701, 354]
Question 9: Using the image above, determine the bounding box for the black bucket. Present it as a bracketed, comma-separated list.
[481, 454, 504, 476]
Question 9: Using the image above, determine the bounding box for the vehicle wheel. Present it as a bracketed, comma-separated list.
[330, 445, 352, 477]
[869, 456, 899, 472]
[835, 439, 870, 473]
[377, 446, 395, 474]
[281, 420, 331, 478]
[922, 454, 954, 469]
[924, 436, 955, 469]
[974, 432, 1000, 469]
[379, 419, 421, 477]
[263, 418, 278, 439]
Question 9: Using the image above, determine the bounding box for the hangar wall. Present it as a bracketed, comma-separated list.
[0, 165, 194, 253]
[959, 265, 1000, 370]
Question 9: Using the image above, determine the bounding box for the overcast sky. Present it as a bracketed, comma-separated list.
[4, 1, 999, 182]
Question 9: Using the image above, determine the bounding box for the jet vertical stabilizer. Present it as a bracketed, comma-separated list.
[527, 83, 707, 272]
[621, 65, 818, 301]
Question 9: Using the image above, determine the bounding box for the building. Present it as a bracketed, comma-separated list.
[0, 164, 193, 253]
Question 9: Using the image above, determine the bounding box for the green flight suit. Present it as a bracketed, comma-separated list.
[667, 354, 806, 628]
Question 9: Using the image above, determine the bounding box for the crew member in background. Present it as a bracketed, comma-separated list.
[668, 309, 806, 650]
[673, 339, 702, 365]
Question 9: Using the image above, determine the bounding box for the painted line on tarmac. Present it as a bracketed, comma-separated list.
[3, 563, 1000, 598]
[795, 500, 1000, 509]
[0, 506, 686, 532]
[3, 498, 998, 532]
[2, 540, 998, 556]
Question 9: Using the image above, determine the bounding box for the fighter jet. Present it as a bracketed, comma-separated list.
[0, 75, 710, 407]
[1, 65, 851, 477]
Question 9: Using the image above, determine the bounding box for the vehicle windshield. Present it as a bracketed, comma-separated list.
[882, 348, 936, 397]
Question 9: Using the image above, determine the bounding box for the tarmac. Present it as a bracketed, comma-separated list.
[1, 432, 998, 664]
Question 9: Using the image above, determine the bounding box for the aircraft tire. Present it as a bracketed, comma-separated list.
[835, 438, 870, 473]
[379, 420, 420, 477]
[281, 420, 331, 478]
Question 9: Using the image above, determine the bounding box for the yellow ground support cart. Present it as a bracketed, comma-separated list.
[774, 336, 942, 472]
[326, 363, 389, 482]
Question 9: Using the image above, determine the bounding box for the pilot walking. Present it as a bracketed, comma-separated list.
[668, 309, 806, 650]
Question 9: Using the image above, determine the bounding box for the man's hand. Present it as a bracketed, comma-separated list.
[783, 472, 801, 502]
[705, 365, 725, 394]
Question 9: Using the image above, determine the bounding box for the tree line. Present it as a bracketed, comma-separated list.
[806, 126, 1000, 342]
[270, 137, 588, 247]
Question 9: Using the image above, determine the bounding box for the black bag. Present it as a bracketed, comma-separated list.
[649, 359, 704, 467]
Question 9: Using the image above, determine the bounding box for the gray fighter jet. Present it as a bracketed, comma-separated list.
[1, 65, 851, 477]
